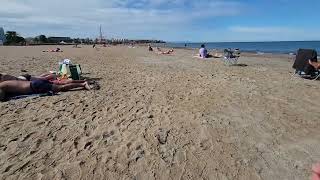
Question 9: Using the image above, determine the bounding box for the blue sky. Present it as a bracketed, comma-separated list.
[0, 0, 319, 42]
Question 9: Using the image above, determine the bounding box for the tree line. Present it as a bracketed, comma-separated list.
[3, 30, 166, 45]
[4, 31, 26, 45]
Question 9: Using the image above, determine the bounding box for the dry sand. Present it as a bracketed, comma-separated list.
[0, 45, 319, 180]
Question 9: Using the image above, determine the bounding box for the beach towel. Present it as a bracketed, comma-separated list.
[8, 92, 58, 101]
[312, 163, 320, 180]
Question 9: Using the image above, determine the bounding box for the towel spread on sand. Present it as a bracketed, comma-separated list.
[9, 92, 58, 100]
[312, 163, 320, 180]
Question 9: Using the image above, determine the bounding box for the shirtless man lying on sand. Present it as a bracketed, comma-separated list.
[0, 80, 91, 101]
[156, 47, 174, 55]
[0, 73, 86, 85]
[0, 73, 59, 82]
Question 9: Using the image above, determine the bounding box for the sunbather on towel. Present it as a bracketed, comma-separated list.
[0, 73, 44, 82]
[309, 60, 320, 69]
[0, 80, 91, 101]
[157, 49, 174, 55]
[0, 73, 59, 82]
[20, 73, 86, 85]
[17, 73, 56, 81]
[1, 73, 86, 85]
[0, 73, 20, 82]
[42, 48, 62, 52]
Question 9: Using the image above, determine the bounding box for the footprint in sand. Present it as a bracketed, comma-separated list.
[73, 137, 80, 149]
[102, 130, 115, 145]
[4, 164, 14, 173]
[128, 144, 145, 162]
[8, 137, 19, 143]
[22, 132, 36, 142]
[84, 141, 93, 150]
[156, 128, 169, 145]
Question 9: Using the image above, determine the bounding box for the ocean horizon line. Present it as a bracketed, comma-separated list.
[168, 40, 320, 44]
[164, 41, 320, 54]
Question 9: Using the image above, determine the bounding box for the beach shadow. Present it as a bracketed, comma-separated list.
[81, 76, 103, 90]
[231, 63, 248, 67]
[193, 55, 222, 59]
[67, 89, 91, 92]
[81, 76, 103, 81]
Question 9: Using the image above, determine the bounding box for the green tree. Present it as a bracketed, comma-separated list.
[4, 31, 25, 45]
[39, 35, 47, 43]
[34, 37, 39, 43]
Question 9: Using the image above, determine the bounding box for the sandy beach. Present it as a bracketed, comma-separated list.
[0, 45, 320, 180]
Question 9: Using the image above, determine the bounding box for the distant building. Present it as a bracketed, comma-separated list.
[47, 37, 72, 43]
[0, 27, 6, 45]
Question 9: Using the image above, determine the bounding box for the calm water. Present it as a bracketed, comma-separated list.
[166, 41, 320, 54]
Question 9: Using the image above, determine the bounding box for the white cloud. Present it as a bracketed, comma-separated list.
[0, 0, 32, 14]
[0, 0, 246, 40]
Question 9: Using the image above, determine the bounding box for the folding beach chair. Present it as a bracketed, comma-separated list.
[292, 49, 320, 80]
[223, 48, 240, 65]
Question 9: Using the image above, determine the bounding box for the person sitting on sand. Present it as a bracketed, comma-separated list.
[309, 60, 320, 70]
[148, 45, 153, 51]
[0, 80, 91, 101]
[199, 44, 212, 58]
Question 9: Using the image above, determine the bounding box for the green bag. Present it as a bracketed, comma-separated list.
[69, 65, 80, 80]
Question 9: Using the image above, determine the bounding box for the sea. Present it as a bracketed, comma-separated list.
[165, 41, 320, 54]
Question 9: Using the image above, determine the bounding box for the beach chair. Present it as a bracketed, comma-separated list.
[292, 49, 320, 80]
[223, 49, 240, 65]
